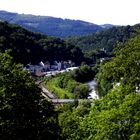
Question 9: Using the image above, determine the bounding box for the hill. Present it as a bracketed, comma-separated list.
[0, 10, 112, 38]
[66, 24, 140, 54]
[0, 21, 84, 65]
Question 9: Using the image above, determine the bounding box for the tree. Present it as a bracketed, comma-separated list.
[97, 33, 140, 97]
[80, 86, 140, 140]
[0, 51, 60, 140]
[74, 84, 90, 98]
[58, 100, 91, 140]
[71, 65, 95, 83]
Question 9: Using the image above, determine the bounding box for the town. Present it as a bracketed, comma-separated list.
[24, 60, 79, 77]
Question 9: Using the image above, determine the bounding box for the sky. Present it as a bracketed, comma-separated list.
[0, 0, 140, 25]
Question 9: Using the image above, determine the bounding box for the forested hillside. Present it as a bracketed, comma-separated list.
[97, 33, 140, 96]
[0, 10, 105, 38]
[66, 24, 140, 54]
[0, 21, 84, 65]
[58, 33, 140, 140]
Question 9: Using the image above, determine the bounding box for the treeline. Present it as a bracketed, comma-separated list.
[66, 24, 140, 55]
[0, 10, 103, 38]
[44, 65, 96, 99]
[0, 21, 84, 65]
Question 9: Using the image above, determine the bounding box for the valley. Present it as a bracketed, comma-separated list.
[0, 14, 139, 140]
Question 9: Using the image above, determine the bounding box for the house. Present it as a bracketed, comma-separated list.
[24, 60, 75, 77]
[51, 61, 62, 71]
[40, 61, 51, 71]
[25, 62, 47, 76]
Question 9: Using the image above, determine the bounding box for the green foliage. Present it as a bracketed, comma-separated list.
[44, 72, 90, 99]
[46, 77, 75, 99]
[71, 65, 95, 82]
[0, 51, 60, 140]
[1, 13, 140, 140]
[66, 25, 140, 54]
[0, 21, 84, 65]
[56, 33, 140, 140]
[97, 33, 140, 96]
[58, 100, 91, 140]
[80, 86, 140, 140]
[57, 85, 140, 140]
[74, 84, 89, 98]
[44, 65, 96, 99]
[84, 49, 109, 64]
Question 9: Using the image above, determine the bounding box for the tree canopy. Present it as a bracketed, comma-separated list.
[57, 33, 140, 140]
[97, 33, 140, 96]
[0, 51, 60, 140]
[80, 86, 140, 140]
[0, 21, 84, 65]
[67, 25, 140, 51]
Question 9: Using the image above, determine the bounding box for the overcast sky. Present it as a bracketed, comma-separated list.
[0, 0, 140, 25]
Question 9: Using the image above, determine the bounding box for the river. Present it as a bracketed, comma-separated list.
[87, 80, 99, 99]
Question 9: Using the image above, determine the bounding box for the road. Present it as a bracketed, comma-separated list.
[45, 67, 79, 77]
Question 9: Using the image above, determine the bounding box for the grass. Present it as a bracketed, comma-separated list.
[46, 79, 75, 99]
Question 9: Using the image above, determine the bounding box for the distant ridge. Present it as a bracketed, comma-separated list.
[0, 10, 114, 38]
[100, 24, 115, 29]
